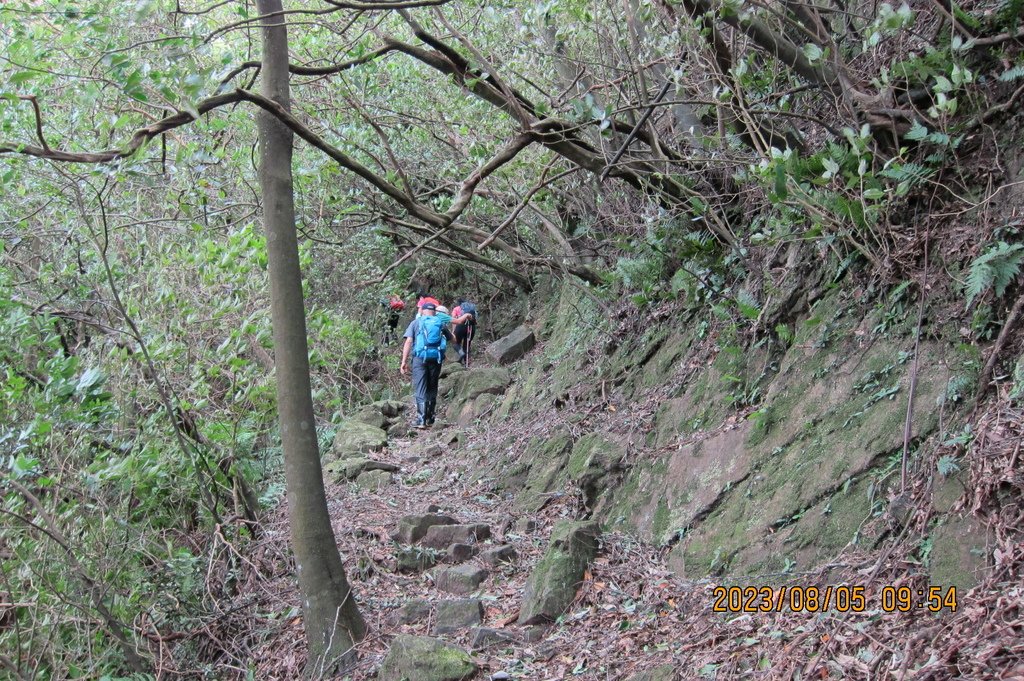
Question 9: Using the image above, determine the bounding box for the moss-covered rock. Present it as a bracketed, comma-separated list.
[929, 515, 990, 593]
[353, 408, 390, 430]
[330, 420, 388, 459]
[566, 432, 625, 505]
[323, 457, 399, 482]
[355, 468, 392, 491]
[453, 392, 499, 426]
[515, 433, 573, 512]
[433, 599, 484, 635]
[519, 520, 601, 624]
[443, 367, 511, 417]
[377, 635, 476, 681]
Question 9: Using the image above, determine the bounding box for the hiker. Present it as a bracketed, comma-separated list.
[438, 304, 475, 347]
[416, 295, 440, 316]
[381, 295, 405, 344]
[400, 302, 455, 428]
[451, 298, 478, 367]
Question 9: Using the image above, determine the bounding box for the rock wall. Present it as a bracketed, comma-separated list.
[480, 279, 991, 589]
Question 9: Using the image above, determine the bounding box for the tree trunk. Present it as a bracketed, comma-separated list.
[254, 0, 367, 676]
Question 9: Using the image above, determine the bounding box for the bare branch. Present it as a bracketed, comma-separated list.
[0, 92, 244, 163]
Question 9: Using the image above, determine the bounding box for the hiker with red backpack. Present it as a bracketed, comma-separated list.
[400, 302, 455, 428]
[381, 295, 406, 345]
[451, 298, 478, 367]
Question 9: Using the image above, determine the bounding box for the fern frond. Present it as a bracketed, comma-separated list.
[999, 65, 1024, 82]
[966, 242, 1024, 307]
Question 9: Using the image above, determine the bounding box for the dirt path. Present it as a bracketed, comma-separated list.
[249, 367, 1006, 681]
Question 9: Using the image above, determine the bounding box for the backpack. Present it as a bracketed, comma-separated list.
[389, 296, 406, 311]
[459, 301, 478, 326]
[414, 316, 447, 361]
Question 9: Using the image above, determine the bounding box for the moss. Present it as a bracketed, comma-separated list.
[520, 521, 600, 623]
[515, 434, 573, 512]
[651, 497, 670, 543]
[377, 635, 476, 681]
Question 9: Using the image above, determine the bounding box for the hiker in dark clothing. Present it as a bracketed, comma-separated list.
[451, 298, 478, 367]
[400, 303, 455, 428]
[381, 295, 405, 344]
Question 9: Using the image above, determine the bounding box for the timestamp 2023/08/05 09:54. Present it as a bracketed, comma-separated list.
[711, 585, 959, 614]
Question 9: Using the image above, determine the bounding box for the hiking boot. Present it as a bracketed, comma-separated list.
[414, 418, 426, 430]
[414, 401, 427, 429]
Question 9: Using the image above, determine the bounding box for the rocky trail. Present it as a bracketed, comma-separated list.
[248, 354, 1023, 681]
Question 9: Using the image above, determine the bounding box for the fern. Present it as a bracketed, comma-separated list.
[965, 242, 1024, 307]
[936, 455, 961, 477]
[999, 65, 1024, 82]
[736, 289, 761, 320]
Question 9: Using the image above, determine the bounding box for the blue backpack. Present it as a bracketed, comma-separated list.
[414, 316, 447, 361]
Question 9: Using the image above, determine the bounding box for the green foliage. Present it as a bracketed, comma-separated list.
[965, 242, 1024, 307]
[936, 455, 961, 476]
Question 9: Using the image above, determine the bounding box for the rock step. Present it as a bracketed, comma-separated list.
[393, 513, 458, 544]
[378, 635, 476, 681]
[421, 523, 491, 549]
[434, 564, 489, 595]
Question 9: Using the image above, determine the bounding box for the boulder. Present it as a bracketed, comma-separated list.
[480, 545, 517, 567]
[330, 420, 388, 459]
[377, 635, 476, 681]
[440, 362, 466, 379]
[519, 520, 601, 625]
[433, 599, 484, 635]
[388, 420, 412, 438]
[393, 599, 432, 625]
[353, 408, 389, 430]
[421, 523, 491, 549]
[454, 392, 499, 426]
[435, 565, 489, 595]
[396, 547, 440, 574]
[469, 627, 520, 650]
[373, 399, 407, 418]
[393, 514, 458, 544]
[444, 367, 511, 407]
[627, 665, 678, 681]
[486, 326, 536, 364]
[355, 469, 392, 491]
[324, 457, 399, 482]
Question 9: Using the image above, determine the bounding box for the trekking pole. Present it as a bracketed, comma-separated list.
[466, 325, 472, 368]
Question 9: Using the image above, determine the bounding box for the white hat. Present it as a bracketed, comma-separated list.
[436, 305, 450, 315]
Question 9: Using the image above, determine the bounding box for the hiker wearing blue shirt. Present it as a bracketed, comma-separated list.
[400, 303, 456, 428]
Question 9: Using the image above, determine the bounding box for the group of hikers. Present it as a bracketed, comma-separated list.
[381, 294, 478, 429]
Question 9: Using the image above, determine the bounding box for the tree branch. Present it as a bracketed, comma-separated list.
[0, 92, 244, 163]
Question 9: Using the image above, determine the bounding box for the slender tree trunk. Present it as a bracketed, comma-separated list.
[254, 0, 367, 676]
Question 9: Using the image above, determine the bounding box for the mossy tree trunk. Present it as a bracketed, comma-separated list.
[254, 0, 367, 675]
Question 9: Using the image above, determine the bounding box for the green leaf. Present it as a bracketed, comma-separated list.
[802, 43, 823, 62]
[905, 120, 928, 141]
[76, 367, 104, 392]
[9, 71, 36, 84]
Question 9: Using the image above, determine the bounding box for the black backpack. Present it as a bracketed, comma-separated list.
[459, 301, 478, 326]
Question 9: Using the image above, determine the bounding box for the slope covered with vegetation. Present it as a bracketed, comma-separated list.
[1, 0, 1023, 677]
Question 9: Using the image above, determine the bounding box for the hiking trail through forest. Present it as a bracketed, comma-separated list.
[244, 349, 1022, 681]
